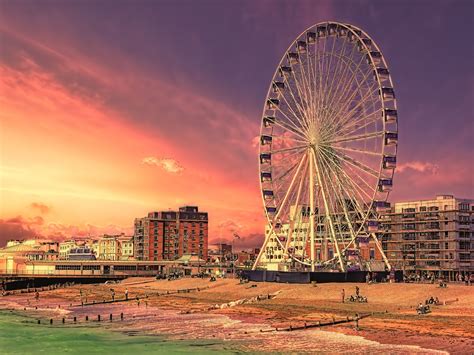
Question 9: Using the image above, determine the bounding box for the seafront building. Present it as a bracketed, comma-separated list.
[381, 195, 473, 279]
[59, 240, 80, 259]
[97, 234, 134, 261]
[134, 206, 208, 261]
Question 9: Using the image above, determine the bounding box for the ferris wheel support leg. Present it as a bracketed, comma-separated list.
[252, 235, 269, 270]
[254, 154, 307, 270]
[312, 150, 346, 272]
[309, 149, 316, 272]
[370, 232, 391, 271]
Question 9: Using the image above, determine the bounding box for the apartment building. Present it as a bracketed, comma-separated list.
[380, 195, 473, 279]
[97, 234, 134, 261]
[134, 206, 208, 261]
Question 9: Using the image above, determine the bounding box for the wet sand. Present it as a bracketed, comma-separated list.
[1, 278, 473, 354]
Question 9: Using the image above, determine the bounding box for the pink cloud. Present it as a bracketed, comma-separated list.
[397, 161, 439, 174]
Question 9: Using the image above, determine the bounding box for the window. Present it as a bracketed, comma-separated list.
[459, 203, 469, 211]
[369, 248, 375, 260]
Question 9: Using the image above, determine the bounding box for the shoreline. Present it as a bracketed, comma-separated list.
[1, 278, 472, 353]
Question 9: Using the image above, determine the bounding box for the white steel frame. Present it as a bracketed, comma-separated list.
[253, 22, 398, 272]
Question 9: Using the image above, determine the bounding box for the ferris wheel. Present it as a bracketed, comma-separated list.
[253, 22, 398, 272]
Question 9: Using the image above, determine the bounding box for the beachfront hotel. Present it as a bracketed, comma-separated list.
[380, 195, 473, 279]
[134, 206, 208, 261]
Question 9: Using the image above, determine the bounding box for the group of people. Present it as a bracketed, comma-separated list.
[341, 286, 368, 303]
[417, 296, 440, 314]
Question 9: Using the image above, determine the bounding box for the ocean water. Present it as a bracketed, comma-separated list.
[0, 311, 235, 355]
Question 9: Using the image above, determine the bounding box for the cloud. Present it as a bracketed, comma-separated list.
[0, 216, 44, 247]
[216, 220, 243, 233]
[397, 161, 439, 174]
[30, 202, 50, 214]
[141, 156, 184, 174]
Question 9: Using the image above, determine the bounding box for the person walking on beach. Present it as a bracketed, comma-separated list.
[355, 286, 360, 297]
[125, 288, 129, 300]
[341, 289, 345, 303]
[111, 289, 115, 301]
[35, 291, 40, 302]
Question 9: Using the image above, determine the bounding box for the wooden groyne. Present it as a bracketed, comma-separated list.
[74, 286, 210, 307]
[257, 313, 371, 333]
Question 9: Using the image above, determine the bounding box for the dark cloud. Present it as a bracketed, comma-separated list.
[0, 216, 43, 247]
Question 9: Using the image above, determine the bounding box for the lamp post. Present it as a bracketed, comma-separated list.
[232, 233, 240, 278]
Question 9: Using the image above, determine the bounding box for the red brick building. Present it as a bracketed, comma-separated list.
[134, 206, 208, 261]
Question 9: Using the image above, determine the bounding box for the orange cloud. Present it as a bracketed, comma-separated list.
[141, 157, 184, 174]
[30, 202, 51, 214]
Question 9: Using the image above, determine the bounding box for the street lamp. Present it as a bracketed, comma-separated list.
[232, 233, 240, 277]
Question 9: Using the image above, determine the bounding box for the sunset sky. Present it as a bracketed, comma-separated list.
[0, 0, 472, 248]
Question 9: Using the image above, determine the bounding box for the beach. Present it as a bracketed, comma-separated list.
[1, 278, 473, 354]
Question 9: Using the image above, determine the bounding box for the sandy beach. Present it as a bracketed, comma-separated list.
[1, 278, 473, 354]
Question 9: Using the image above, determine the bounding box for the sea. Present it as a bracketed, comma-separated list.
[0, 311, 236, 355]
[0, 310, 447, 354]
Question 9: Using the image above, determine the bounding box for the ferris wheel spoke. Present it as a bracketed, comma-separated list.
[318, 150, 358, 248]
[333, 145, 381, 157]
[325, 52, 370, 124]
[327, 64, 376, 127]
[291, 70, 314, 128]
[270, 117, 309, 141]
[337, 107, 382, 136]
[328, 130, 384, 145]
[284, 161, 308, 256]
[278, 89, 312, 133]
[329, 154, 374, 203]
[328, 79, 379, 133]
[312, 148, 345, 271]
[323, 42, 355, 122]
[270, 144, 308, 155]
[295, 54, 316, 125]
[344, 162, 378, 200]
[333, 149, 379, 178]
[270, 153, 307, 226]
[331, 85, 380, 134]
[322, 37, 340, 116]
[271, 134, 308, 145]
[282, 82, 312, 132]
[317, 155, 349, 247]
[305, 46, 318, 125]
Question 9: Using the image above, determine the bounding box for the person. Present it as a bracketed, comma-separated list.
[35, 291, 40, 302]
[355, 286, 360, 297]
[111, 289, 115, 301]
[125, 288, 129, 300]
[366, 273, 370, 284]
[341, 289, 345, 303]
